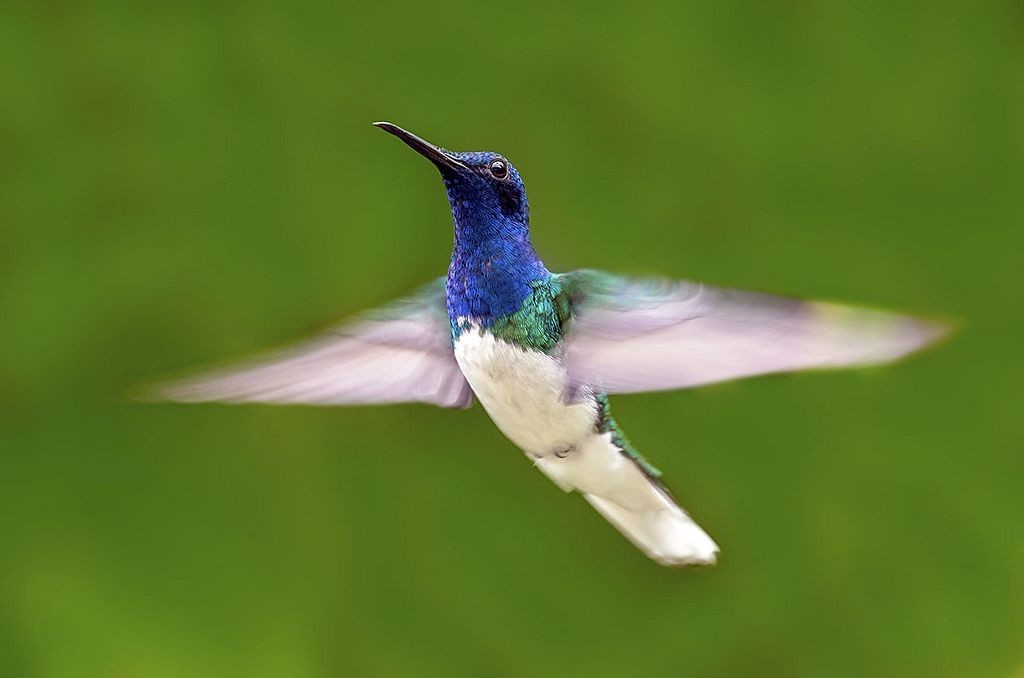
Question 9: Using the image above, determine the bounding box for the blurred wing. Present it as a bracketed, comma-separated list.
[153, 279, 473, 409]
[559, 270, 949, 394]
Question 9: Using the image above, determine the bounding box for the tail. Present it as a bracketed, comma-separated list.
[584, 487, 719, 567]
[535, 433, 719, 568]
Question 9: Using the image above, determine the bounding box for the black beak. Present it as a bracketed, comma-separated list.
[373, 122, 467, 174]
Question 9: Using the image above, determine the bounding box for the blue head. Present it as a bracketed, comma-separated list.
[375, 122, 549, 325]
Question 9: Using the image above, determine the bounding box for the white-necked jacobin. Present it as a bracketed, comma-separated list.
[157, 122, 949, 567]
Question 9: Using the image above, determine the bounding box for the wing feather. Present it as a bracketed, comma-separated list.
[152, 279, 473, 409]
[560, 270, 950, 394]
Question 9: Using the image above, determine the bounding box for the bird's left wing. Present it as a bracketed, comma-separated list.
[558, 270, 950, 395]
[151, 279, 473, 409]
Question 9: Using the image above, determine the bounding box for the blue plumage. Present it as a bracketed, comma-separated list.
[440, 151, 549, 326]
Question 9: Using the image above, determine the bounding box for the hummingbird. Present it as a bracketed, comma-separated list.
[156, 122, 948, 567]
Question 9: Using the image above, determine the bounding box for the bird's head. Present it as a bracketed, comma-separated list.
[374, 122, 530, 241]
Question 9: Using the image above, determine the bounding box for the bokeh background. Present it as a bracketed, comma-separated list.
[2, 2, 1022, 676]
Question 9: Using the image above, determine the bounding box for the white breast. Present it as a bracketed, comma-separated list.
[453, 326, 596, 457]
[453, 324, 719, 566]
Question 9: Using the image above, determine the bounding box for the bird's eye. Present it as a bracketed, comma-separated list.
[489, 159, 508, 179]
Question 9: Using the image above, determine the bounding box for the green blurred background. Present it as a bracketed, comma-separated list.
[2, 1, 1022, 676]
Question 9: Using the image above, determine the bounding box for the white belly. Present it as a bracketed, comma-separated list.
[452, 325, 719, 565]
[453, 328, 596, 457]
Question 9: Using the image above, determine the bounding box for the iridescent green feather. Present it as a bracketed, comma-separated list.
[594, 393, 663, 480]
[478, 275, 665, 481]
[482, 276, 572, 352]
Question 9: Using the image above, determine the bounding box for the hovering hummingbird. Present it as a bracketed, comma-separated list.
[156, 122, 948, 567]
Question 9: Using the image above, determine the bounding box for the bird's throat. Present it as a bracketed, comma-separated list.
[446, 218, 548, 326]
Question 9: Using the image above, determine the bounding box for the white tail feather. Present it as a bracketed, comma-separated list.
[534, 434, 719, 567]
[584, 491, 718, 567]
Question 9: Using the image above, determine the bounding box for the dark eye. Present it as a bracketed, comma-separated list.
[489, 159, 508, 179]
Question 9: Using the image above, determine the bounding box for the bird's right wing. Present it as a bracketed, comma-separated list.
[150, 279, 473, 409]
